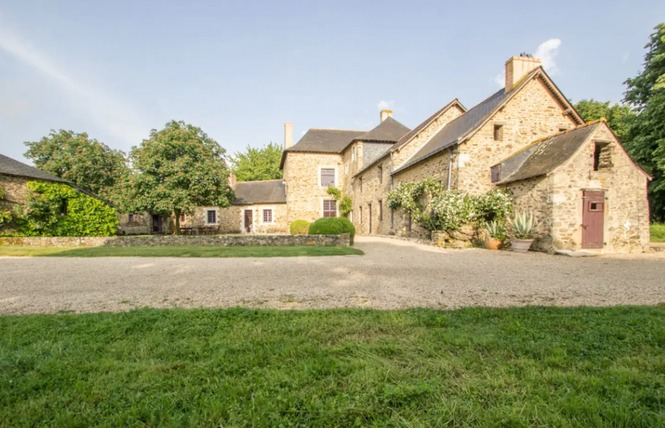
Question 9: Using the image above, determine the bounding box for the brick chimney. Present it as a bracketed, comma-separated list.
[284, 122, 293, 150]
[505, 55, 541, 93]
[380, 109, 393, 122]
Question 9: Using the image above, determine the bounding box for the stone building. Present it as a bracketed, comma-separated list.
[277, 55, 651, 252]
[0, 153, 73, 210]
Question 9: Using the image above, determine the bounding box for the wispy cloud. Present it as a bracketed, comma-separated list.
[0, 25, 150, 150]
[377, 100, 394, 110]
[534, 38, 562, 75]
[493, 38, 562, 88]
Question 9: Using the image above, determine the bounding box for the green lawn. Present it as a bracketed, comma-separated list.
[1, 307, 663, 426]
[0, 245, 363, 257]
[651, 223, 665, 242]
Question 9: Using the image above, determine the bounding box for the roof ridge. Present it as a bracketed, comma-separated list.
[236, 179, 284, 184]
[308, 128, 365, 132]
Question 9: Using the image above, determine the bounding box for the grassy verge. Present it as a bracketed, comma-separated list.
[0, 245, 364, 257]
[1, 306, 663, 426]
[651, 223, 665, 242]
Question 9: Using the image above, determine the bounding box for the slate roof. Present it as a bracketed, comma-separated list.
[233, 180, 286, 205]
[358, 117, 410, 142]
[494, 123, 600, 184]
[285, 129, 364, 154]
[0, 153, 69, 183]
[392, 88, 510, 174]
[391, 99, 466, 151]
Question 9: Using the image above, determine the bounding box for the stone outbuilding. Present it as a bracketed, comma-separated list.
[492, 121, 651, 253]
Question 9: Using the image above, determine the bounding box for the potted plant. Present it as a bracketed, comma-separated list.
[483, 219, 505, 250]
[508, 212, 536, 253]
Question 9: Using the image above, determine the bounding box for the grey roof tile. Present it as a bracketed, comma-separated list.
[233, 180, 286, 205]
[495, 123, 599, 184]
[285, 129, 364, 154]
[0, 153, 69, 183]
[358, 117, 410, 142]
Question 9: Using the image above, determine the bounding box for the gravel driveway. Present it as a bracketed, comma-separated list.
[1, 236, 664, 315]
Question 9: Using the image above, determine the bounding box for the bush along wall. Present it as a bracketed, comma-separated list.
[7, 182, 118, 237]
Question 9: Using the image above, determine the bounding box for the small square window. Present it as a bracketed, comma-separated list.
[493, 124, 503, 141]
[593, 142, 612, 171]
[589, 202, 604, 212]
[207, 210, 217, 224]
[263, 209, 273, 223]
[323, 200, 337, 218]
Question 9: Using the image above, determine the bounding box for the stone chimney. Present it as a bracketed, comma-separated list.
[505, 55, 541, 93]
[380, 109, 393, 122]
[227, 172, 237, 188]
[284, 122, 293, 150]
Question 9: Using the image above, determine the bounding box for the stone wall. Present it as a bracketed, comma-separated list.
[283, 152, 343, 223]
[117, 212, 152, 235]
[0, 233, 351, 247]
[503, 124, 650, 253]
[457, 77, 578, 195]
[391, 103, 465, 169]
[363, 141, 392, 168]
[352, 157, 393, 235]
[0, 174, 31, 209]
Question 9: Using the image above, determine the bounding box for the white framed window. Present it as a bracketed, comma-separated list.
[320, 167, 336, 187]
[206, 209, 218, 224]
[323, 199, 337, 218]
[262, 209, 273, 223]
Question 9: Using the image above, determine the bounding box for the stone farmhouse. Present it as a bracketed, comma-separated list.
[278, 55, 650, 252]
[0, 153, 76, 209]
[175, 55, 651, 253]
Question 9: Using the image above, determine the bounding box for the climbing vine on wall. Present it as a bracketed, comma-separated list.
[6, 182, 118, 237]
[387, 178, 513, 232]
[326, 186, 353, 217]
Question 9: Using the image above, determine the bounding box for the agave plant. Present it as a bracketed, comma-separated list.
[484, 219, 506, 240]
[508, 212, 536, 239]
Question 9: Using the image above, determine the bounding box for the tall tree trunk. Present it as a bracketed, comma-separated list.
[174, 210, 181, 235]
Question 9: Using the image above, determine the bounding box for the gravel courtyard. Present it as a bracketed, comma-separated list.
[1, 236, 664, 315]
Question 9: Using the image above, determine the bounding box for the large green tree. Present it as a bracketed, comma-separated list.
[230, 142, 283, 181]
[123, 120, 234, 234]
[623, 23, 665, 221]
[24, 130, 128, 201]
[574, 99, 635, 142]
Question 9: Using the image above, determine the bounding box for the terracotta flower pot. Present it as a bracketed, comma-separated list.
[511, 238, 534, 253]
[485, 237, 502, 250]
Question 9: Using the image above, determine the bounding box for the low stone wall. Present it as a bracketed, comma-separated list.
[0, 233, 351, 248]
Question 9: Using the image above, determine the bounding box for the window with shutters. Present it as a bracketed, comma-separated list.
[263, 209, 273, 223]
[323, 200, 337, 217]
[320, 168, 335, 187]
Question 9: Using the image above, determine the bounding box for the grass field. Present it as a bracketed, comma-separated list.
[0, 245, 363, 258]
[1, 306, 663, 426]
[651, 223, 665, 242]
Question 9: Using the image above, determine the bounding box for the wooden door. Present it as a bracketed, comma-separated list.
[152, 214, 163, 233]
[582, 191, 604, 249]
[244, 209, 253, 233]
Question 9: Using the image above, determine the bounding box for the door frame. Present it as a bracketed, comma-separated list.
[581, 190, 605, 249]
[243, 209, 253, 233]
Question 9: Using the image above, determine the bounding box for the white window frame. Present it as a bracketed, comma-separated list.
[318, 166, 337, 188]
[262, 208, 275, 224]
[321, 198, 338, 218]
[205, 208, 218, 225]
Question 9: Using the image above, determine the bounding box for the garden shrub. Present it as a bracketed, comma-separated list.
[308, 217, 355, 241]
[8, 181, 118, 237]
[289, 219, 310, 235]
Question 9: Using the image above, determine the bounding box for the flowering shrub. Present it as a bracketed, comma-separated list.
[387, 179, 513, 232]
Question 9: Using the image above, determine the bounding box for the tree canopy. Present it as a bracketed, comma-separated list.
[623, 23, 665, 221]
[573, 99, 635, 142]
[122, 120, 234, 233]
[230, 142, 283, 181]
[24, 130, 128, 201]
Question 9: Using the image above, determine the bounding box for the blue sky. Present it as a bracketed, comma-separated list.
[1, 0, 663, 164]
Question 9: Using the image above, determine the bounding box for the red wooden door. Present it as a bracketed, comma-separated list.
[244, 210, 253, 233]
[582, 191, 604, 249]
